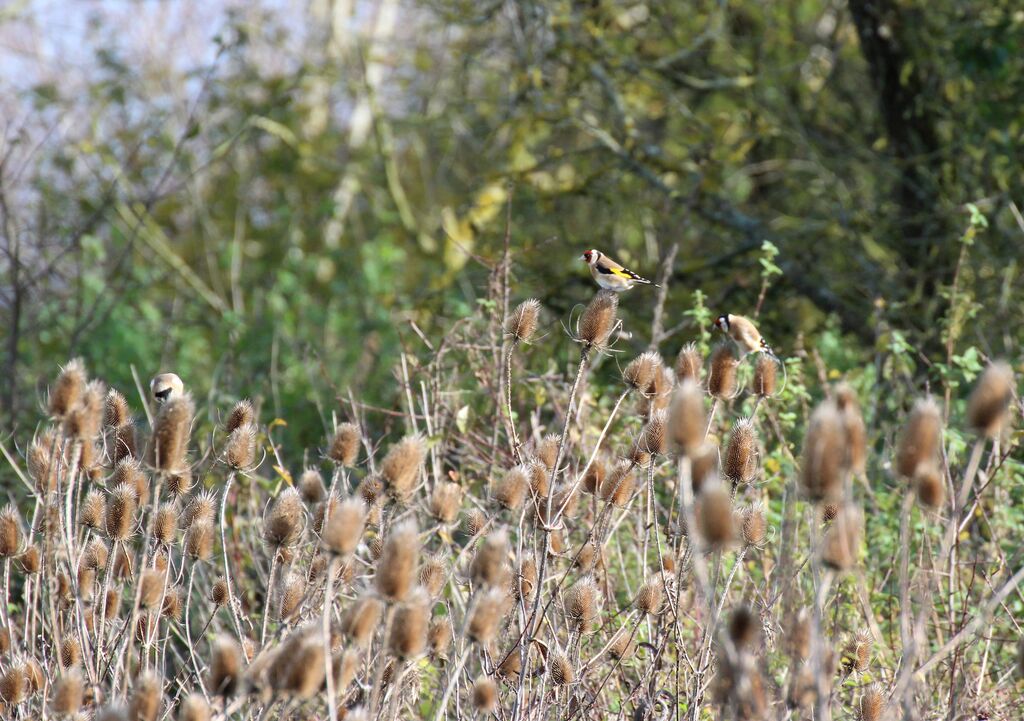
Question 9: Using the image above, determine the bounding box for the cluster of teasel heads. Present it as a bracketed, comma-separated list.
[0, 293, 1017, 721]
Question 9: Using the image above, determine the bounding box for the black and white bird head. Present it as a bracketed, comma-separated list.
[580, 249, 601, 266]
[713, 314, 731, 332]
[150, 373, 184, 404]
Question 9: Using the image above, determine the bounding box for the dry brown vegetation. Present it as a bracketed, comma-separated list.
[1, 265, 1022, 721]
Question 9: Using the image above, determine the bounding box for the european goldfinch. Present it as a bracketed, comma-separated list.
[150, 373, 184, 403]
[714, 314, 773, 356]
[581, 249, 657, 292]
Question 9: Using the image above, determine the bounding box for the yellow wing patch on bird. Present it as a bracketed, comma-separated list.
[608, 266, 640, 280]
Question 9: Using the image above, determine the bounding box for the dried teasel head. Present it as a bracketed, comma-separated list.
[327, 422, 361, 466]
[913, 463, 946, 510]
[27, 432, 60, 492]
[800, 400, 845, 503]
[638, 410, 668, 458]
[321, 497, 366, 556]
[675, 342, 703, 384]
[51, 667, 84, 716]
[738, 502, 767, 547]
[18, 544, 40, 574]
[471, 676, 498, 713]
[380, 435, 426, 502]
[548, 652, 574, 685]
[210, 578, 229, 607]
[105, 389, 131, 429]
[165, 468, 193, 497]
[63, 380, 104, 441]
[506, 298, 541, 343]
[419, 555, 447, 598]
[577, 290, 618, 349]
[623, 351, 661, 392]
[517, 557, 537, 600]
[464, 508, 487, 537]
[343, 594, 384, 648]
[668, 380, 706, 454]
[224, 424, 257, 470]
[389, 590, 430, 659]
[224, 399, 255, 434]
[298, 469, 325, 504]
[727, 605, 759, 650]
[526, 459, 549, 498]
[148, 393, 194, 471]
[564, 578, 600, 632]
[208, 636, 243, 696]
[608, 627, 637, 660]
[467, 588, 508, 644]
[858, 683, 886, 721]
[835, 383, 867, 474]
[707, 344, 739, 399]
[534, 433, 559, 471]
[128, 670, 162, 721]
[635, 578, 662, 615]
[752, 352, 778, 397]
[895, 398, 942, 478]
[154, 504, 177, 546]
[375, 520, 419, 601]
[430, 482, 463, 523]
[841, 629, 872, 674]
[185, 520, 214, 562]
[105, 484, 137, 541]
[263, 486, 304, 548]
[182, 490, 217, 529]
[967, 361, 1014, 437]
[470, 530, 509, 589]
[600, 460, 636, 507]
[60, 636, 82, 669]
[276, 574, 305, 621]
[140, 568, 166, 609]
[428, 616, 453, 659]
[821, 504, 863, 572]
[0, 505, 23, 558]
[176, 694, 210, 721]
[48, 358, 87, 418]
[111, 457, 148, 505]
[113, 423, 138, 465]
[723, 418, 758, 486]
[495, 466, 529, 510]
[696, 482, 735, 550]
[581, 457, 606, 495]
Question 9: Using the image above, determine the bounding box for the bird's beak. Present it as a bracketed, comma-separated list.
[579, 254, 587, 262]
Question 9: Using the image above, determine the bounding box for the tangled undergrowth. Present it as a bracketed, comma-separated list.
[1, 259, 1022, 721]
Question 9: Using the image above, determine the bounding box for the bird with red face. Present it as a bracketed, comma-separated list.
[580, 249, 656, 292]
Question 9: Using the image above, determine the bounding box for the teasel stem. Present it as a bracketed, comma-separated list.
[704, 399, 719, 440]
[95, 536, 117, 660]
[219, 471, 245, 643]
[324, 556, 338, 721]
[513, 347, 590, 721]
[504, 341, 523, 464]
[184, 562, 205, 688]
[432, 646, 471, 721]
[260, 550, 280, 647]
[368, 605, 397, 717]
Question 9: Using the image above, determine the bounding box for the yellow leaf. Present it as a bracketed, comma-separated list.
[273, 465, 293, 485]
[269, 418, 288, 429]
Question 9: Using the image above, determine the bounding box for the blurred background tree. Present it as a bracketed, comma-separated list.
[0, 0, 1021, 453]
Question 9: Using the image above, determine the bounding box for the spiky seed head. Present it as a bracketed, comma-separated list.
[0, 506, 23, 558]
[608, 628, 636, 660]
[128, 671, 161, 721]
[27, 434, 59, 492]
[635, 578, 663, 615]
[298, 469, 325, 504]
[506, 298, 542, 342]
[675, 343, 703, 384]
[140, 569, 165, 609]
[535, 433, 560, 470]
[322, 498, 366, 556]
[389, 590, 430, 659]
[165, 469, 193, 497]
[564, 578, 599, 632]
[380, 435, 425, 502]
[263, 486, 304, 548]
[497, 648, 523, 679]
[224, 424, 256, 470]
[82, 538, 109, 571]
[471, 530, 509, 589]
[185, 521, 214, 562]
[578, 290, 618, 349]
[357, 475, 384, 507]
[162, 586, 184, 621]
[63, 380, 104, 441]
[208, 636, 243, 696]
[859, 684, 885, 721]
[464, 509, 487, 537]
[105, 389, 131, 429]
[822, 504, 863, 572]
[154, 504, 177, 546]
[48, 358, 86, 417]
[59, 636, 81, 669]
[895, 398, 942, 478]
[210, 578, 229, 607]
[176, 694, 210, 721]
[640, 410, 668, 457]
[18, 544, 40, 574]
[582, 457, 606, 495]
[422, 616, 452, 660]
[574, 541, 600, 572]
[495, 466, 529, 509]
[467, 588, 507, 644]
[327, 422, 362, 466]
[752, 352, 777, 396]
[148, 393, 194, 471]
[419, 556, 447, 598]
[724, 418, 758, 485]
[181, 490, 217, 529]
[105, 484, 137, 541]
[967, 361, 1014, 436]
[623, 351, 661, 391]
[224, 399, 255, 434]
[113, 423, 138, 465]
[800, 400, 845, 503]
[375, 520, 419, 601]
[739, 503, 767, 547]
[600, 460, 636, 507]
[835, 383, 867, 473]
[517, 557, 537, 600]
[430, 482, 463, 523]
[549, 652, 574, 685]
[696, 482, 735, 549]
[472, 676, 498, 713]
[276, 574, 305, 621]
[914, 464, 945, 509]
[629, 437, 651, 468]
[526, 460, 549, 498]
[842, 629, 872, 674]
[708, 344, 739, 399]
[552, 483, 580, 518]
[668, 381, 706, 453]
[727, 605, 759, 649]
[52, 667, 84, 715]
[343, 594, 384, 648]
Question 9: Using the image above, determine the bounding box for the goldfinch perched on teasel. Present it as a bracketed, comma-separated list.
[150, 373, 184, 404]
[581, 249, 658, 292]
[714, 314, 774, 356]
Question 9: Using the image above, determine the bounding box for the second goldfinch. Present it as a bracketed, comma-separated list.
[714, 314, 773, 356]
[581, 249, 657, 292]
